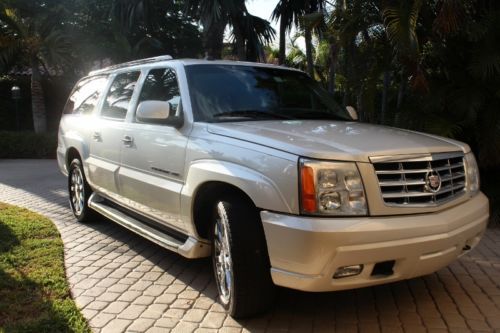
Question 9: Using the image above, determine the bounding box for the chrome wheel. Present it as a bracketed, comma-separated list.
[213, 202, 233, 305]
[70, 166, 85, 216]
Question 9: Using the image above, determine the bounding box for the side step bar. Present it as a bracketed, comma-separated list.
[88, 194, 210, 258]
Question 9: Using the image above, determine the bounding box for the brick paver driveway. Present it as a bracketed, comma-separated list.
[0, 159, 499, 332]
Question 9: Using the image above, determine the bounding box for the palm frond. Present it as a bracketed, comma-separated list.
[0, 6, 27, 37]
[382, 0, 422, 57]
[433, 0, 465, 36]
[39, 28, 73, 69]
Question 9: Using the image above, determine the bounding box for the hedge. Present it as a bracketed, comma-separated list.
[0, 131, 57, 159]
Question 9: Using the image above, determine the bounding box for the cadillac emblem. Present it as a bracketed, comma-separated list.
[425, 170, 442, 193]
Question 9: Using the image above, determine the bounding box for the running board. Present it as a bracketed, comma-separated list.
[88, 193, 210, 258]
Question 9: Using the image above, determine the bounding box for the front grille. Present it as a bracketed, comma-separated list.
[373, 153, 466, 206]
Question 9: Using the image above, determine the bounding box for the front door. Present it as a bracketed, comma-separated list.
[119, 67, 188, 232]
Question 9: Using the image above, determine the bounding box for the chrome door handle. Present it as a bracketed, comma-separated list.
[122, 135, 134, 146]
[92, 132, 101, 141]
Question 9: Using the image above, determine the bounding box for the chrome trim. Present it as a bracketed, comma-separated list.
[369, 151, 463, 163]
[372, 152, 466, 207]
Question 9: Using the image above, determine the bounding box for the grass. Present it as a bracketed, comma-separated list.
[0, 203, 90, 333]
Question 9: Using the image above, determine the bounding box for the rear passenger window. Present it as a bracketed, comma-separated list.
[101, 71, 140, 120]
[138, 68, 181, 117]
[63, 76, 108, 115]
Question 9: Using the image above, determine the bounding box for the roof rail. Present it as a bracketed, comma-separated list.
[89, 55, 173, 75]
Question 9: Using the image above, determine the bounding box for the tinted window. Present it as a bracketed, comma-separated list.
[138, 68, 181, 117]
[185, 65, 350, 122]
[101, 71, 140, 120]
[64, 76, 108, 115]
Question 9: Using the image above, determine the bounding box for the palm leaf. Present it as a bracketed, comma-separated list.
[382, 0, 422, 57]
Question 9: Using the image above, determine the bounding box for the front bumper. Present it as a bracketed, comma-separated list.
[261, 193, 489, 292]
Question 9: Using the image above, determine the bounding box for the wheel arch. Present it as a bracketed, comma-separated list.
[191, 181, 255, 240]
[181, 160, 293, 240]
[66, 147, 82, 169]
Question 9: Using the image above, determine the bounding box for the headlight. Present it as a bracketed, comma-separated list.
[299, 159, 367, 215]
[464, 152, 480, 195]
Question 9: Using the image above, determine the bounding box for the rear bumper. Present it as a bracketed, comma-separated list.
[261, 193, 489, 292]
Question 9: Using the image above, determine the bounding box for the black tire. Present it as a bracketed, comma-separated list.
[210, 195, 276, 318]
[68, 158, 97, 223]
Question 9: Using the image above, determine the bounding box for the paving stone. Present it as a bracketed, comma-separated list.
[145, 327, 169, 333]
[126, 318, 155, 332]
[172, 320, 198, 333]
[86, 301, 110, 311]
[103, 301, 130, 314]
[117, 304, 147, 320]
[118, 291, 142, 303]
[184, 309, 207, 323]
[200, 312, 226, 329]
[89, 313, 116, 329]
[155, 317, 179, 328]
[143, 284, 167, 297]
[101, 318, 131, 333]
[142, 303, 169, 319]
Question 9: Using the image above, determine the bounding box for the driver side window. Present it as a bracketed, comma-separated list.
[138, 68, 182, 120]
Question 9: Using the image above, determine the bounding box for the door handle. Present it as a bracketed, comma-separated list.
[122, 135, 134, 146]
[92, 132, 101, 141]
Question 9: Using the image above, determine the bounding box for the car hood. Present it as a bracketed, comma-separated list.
[206, 120, 469, 162]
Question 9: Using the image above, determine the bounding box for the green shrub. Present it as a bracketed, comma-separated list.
[0, 131, 57, 159]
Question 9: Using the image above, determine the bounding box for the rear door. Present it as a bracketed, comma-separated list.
[87, 71, 141, 198]
[118, 66, 188, 232]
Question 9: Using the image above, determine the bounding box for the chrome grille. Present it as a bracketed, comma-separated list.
[373, 153, 466, 206]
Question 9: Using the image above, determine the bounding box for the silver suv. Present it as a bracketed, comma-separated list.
[58, 56, 489, 317]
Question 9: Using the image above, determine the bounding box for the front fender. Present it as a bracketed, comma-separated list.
[180, 159, 295, 235]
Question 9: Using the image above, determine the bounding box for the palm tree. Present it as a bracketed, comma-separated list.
[271, 0, 325, 75]
[185, 0, 275, 61]
[271, 0, 305, 65]
[0, 4, 71, 133]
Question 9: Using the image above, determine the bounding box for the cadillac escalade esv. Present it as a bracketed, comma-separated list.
[58, 56, 489, 317]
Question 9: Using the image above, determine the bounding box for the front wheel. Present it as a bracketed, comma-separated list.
[211, 196, 275, 318]
[68, 158, 97, 223]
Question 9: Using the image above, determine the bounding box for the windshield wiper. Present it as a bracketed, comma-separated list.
[212, 110, 294, 120]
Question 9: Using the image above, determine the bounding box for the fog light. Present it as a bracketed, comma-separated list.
[333, 264, 363, 279]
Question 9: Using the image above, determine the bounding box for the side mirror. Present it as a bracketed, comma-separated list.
[346, 106, 358, 121]
[136, 100, 183, 128]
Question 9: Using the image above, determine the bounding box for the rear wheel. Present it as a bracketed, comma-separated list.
[211, 196, 275, 318]
[68, 158, 97, 222]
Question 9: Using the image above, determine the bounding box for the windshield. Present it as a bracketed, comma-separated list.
[185, 64, 351, 122]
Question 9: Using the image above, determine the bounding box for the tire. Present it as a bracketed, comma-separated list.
[210, 195, 276, 318]
[68, 158, 97, 223]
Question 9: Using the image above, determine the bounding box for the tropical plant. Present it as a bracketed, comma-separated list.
[271, 0, 326, 75]
[0, 1, 72, 133]
[109, 0, 202, 60]
[185, 0, 275, 61]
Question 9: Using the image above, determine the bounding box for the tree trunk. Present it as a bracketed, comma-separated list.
[381, 71, 390, 124]
[305, 26, 314, 77]
[202, 17, 226, 59]
[278, 15, 287, 65]
[31, 60, 47, 133]
[397, 71, 406, 110]
[328, 40, 337, 94]
[233, 23, 246, 61]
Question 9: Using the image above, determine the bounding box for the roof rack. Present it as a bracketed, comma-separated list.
[89, 55, 173, 75]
